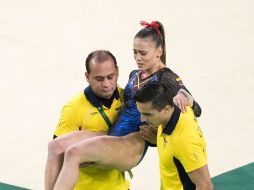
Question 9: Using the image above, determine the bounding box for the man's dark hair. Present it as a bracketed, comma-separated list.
[85, 50, 117, 73]
[134, 81, 174, 111]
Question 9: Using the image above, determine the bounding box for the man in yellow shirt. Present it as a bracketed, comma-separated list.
[134, 81, 213, 190]
[44, 50, 129, 190]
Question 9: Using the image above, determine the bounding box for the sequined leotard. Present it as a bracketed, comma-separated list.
[109, 67, 201, 136]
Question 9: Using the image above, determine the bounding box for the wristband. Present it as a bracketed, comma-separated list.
[178, 89, 190, 99]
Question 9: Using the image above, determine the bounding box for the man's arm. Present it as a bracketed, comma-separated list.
[188, 165, 214, 190]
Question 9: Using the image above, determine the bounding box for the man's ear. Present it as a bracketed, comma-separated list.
[116, 66, 119, 78]
[85, 72, 89, 83]
[163, 104, 173, 113]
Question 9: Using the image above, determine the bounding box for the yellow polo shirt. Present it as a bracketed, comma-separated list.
[54, 86, 129, 190]
[157, 106, 207, 190]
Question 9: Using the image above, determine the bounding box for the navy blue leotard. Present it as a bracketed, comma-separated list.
[108, 67, 201, 160]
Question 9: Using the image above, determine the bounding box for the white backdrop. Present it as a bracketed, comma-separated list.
[0, 0, 254, 189]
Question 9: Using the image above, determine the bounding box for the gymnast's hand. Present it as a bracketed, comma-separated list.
[173, 89, 194, 112]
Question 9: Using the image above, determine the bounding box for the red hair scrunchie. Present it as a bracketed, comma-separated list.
[140, 21, 161, 36]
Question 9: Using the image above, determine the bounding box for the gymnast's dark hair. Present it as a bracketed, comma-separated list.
[135, 21, 166, 65]
[85, 50, 117, 73]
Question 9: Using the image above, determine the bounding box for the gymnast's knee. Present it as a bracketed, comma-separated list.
[47, 139, 65, 158]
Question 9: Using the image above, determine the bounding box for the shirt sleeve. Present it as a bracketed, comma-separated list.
[54, 103, 80, 137]
[175, 137, 207, 173]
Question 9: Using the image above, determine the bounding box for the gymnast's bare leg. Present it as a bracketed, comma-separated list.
[53, 132, 145, 190]
[45, 131, 106, 190]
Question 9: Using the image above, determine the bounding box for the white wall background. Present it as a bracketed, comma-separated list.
[0, 0, 254, 189]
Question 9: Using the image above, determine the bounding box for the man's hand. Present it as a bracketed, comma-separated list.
[139, 125, 157, 144]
